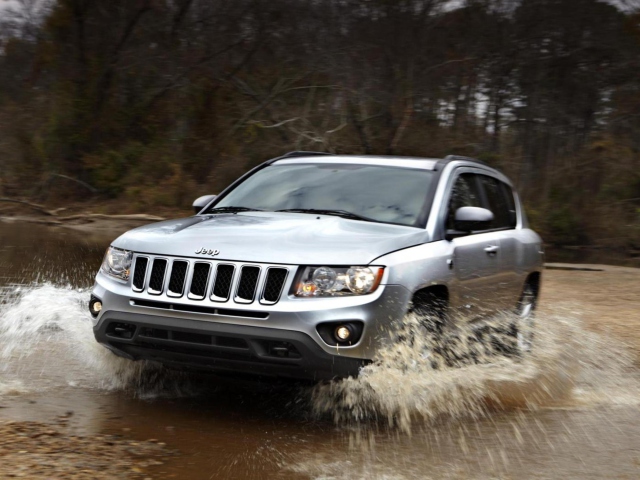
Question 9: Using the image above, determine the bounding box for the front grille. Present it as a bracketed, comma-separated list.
[236, 266, 260, 302]
[262, 268, 288, 303]
[132, 257, 148, 291]
[130, 255, 288, 306]
[189, 263, 211, 299]
[212, 264, 234, 301]
[167, 261, 188, 297]
[148, 259, 167, 294]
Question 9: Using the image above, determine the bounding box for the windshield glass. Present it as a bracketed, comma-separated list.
[210, 163, 434, 227]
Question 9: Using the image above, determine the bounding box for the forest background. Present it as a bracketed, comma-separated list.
[1, 0, 639, 259]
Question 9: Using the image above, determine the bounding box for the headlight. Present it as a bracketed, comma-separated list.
[101, 246, 133, 281]
[296, 266, 384, 297]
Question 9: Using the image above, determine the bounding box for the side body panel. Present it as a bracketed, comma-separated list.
[450, 232, 502, 317]
[375, 240, 456, 308]
[494, 228, 543, 309]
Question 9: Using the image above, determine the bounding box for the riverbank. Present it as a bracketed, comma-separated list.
[0, 199, 184, 237]
[2, 201, 638, 268]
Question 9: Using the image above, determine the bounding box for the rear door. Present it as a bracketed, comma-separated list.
[477, 175, 522, 311]
[445, 172, 502, 319]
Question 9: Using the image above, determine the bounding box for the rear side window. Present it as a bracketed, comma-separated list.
[446, 173, 483, 230]
[500, 182, 517, 227]
[478, 175, 516, 229]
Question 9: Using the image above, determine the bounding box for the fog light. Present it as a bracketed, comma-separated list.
[89, 296, 103, 317]
[317, 321, 364, 347]
[335, 325, 352, 342]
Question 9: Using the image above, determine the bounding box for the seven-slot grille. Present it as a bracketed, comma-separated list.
[131, 256, 288, 305]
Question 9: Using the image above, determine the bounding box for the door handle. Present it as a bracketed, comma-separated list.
[484, 245, 500, 254]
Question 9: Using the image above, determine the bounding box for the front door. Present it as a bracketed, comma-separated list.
[445, 172, 502, 319]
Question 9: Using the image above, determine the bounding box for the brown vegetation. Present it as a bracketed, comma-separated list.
[0, 0, 639, 250]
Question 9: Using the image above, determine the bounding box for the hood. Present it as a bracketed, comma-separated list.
[112, 212, 429, 265]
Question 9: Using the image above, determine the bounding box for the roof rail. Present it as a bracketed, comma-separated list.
[280, 151, 334, 158]
[264, 151, 334, 165]
[443, 154, 486, 164]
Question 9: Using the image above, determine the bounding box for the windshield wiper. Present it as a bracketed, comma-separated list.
[276, 208, 378, 223]
[208, 206, 264, 214]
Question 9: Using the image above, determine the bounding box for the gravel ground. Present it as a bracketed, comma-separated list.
[0, 416, 171, 479]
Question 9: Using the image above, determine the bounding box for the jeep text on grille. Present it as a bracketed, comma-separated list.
[195, 248, 220, 256]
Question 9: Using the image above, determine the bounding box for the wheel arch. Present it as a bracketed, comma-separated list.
[410, 284, 449, 316]
[524, 271, 541, 296]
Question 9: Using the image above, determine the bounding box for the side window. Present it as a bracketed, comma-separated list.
[500, 182, 518, 228]
[478, 175, 514, 229]
[446, 173, 482, 230]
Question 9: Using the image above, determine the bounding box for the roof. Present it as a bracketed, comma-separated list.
[273, 153, 440, 170]
[270, 151, 489, 171]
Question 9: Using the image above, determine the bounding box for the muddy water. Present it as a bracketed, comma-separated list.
[2, 221, 640, 479]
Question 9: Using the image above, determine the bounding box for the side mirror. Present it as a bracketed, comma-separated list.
[450, 206, 494, 235]
[192, 194, 217, 214]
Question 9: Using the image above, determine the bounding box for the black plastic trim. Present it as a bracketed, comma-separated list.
[94, 311, 368, 381]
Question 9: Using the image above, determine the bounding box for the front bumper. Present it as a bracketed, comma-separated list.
[92, 274, 412, 380]
[94, 311, 369, 381]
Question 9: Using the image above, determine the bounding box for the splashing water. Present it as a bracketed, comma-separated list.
[0, 283, 194, 398]
[1, 284, 638, 431]
[310, 309, 640, 433]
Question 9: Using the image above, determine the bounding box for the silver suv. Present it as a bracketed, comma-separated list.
[90, 152, 543, 380]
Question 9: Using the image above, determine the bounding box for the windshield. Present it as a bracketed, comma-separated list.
[209, 163, 435, 227]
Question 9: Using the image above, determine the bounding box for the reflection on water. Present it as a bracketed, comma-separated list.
[1, 221, 640, 479]
[0, 221, 107, 287]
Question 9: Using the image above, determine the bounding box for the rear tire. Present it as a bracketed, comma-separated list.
[513, 283, 538, 353]
[467, 281, 539, 359]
